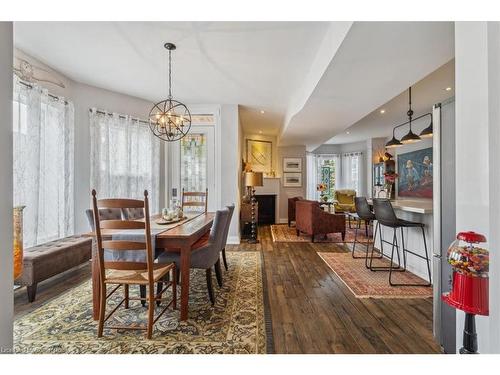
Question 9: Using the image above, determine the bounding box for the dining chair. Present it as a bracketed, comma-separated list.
[157, 207, 229, 305]
[92, 189, 177, 339]
[181, 188, 208, 213]
[220, 204, 235, 271]
[121, 207, 145, 220]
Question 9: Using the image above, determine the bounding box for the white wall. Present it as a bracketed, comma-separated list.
[220, 105, 241, 243]
[455, 21, 500, 354]
[0, 22, 13, 352]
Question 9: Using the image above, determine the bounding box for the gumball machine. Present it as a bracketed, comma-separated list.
[442, 231, 489, 354]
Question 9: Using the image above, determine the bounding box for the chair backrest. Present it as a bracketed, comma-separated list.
[181, 188, 208, 213]
[121, 207, 145, 220]
[85, 208, 122, 231]
[202, 208, 230, 266]
[221, 204, 235, 249]
[355, 197, 375, 221]
[92, 189, 154, 284]
[372, 198, 398, 225]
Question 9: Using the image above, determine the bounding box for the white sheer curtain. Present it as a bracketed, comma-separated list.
[90, 109, 160, 212]
[306, 152, 317, 199]
[13, 77, 75, 247]
[341, 152, 364, 195]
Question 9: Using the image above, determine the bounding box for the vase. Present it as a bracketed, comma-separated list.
[13, 205, 26, 281]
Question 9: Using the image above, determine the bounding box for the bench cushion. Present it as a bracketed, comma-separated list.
[18, 235, 92, 287]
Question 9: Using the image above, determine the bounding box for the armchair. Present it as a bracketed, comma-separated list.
[295, 201, 345, 242]
[287, 196, 302, 226]
[334, 189, 356, 213]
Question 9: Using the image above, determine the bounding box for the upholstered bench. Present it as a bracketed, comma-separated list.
[17, 235, 93, 302]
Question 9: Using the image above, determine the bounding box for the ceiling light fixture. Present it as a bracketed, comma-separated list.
[380, 109, 386, 114]
[445, 87, 452, 91]
[148, 43, 191, 142]
[260, 110, 265, 114]
[385, 86, 433, 149]
[346, 131, 350, 135]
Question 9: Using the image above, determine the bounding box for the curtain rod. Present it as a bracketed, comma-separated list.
[17, 79, 69, 105]
[89, 108, 149, 125]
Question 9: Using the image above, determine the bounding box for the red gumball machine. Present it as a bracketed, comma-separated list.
[442, 231, 489, 354]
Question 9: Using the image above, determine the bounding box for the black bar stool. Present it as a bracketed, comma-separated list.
[371, 198, 431, 287]
[351, 197, 381, 266]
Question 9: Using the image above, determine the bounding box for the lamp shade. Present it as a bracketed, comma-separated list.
[420, 120, 433, 138]
[401, 129, 421, 144]
[385, 136, 402, 148]
[245, 172, 263, 187]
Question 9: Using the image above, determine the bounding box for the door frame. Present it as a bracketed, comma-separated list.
[164, 104, 221, 211]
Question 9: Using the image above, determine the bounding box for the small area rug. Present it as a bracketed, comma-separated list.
[271, 224, 371, 243]
[317, 251, 433, 299]
[14, 251, 268, 354]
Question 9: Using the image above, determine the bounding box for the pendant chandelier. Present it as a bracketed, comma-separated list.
[385, 86, 433, 149]
[148, 43, 191, 142]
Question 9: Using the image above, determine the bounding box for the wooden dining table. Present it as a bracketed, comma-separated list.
[85, 211, 215, 321]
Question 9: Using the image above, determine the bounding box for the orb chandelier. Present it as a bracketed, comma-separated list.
[149, 43, 191, 142]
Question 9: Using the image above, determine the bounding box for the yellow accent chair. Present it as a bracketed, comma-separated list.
[334, 189, 357, 213]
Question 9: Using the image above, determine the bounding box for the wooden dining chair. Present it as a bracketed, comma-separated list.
[92, 189, 176, 339]
[181, 188, 208, 213]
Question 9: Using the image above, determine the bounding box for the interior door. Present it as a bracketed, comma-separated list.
[169, 125, 216, 211]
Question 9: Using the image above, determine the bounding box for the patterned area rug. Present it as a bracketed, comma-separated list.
[14, 251, 268, 354]
[271, 224, 371, 243]
[317, 251, 433, 299]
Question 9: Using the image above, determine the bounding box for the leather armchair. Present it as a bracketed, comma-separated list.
[334, 189, 356, 213]
[295, 201, 345, 242]
[287, 196, 302, 226]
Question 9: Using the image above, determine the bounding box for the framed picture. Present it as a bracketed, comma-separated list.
[283, 172, 302, 187]
[283, 157, 302, 172]
[246, 139, 272, 174]
[397, 147, 433, 199]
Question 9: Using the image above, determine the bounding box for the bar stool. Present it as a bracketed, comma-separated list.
[351, 197, 380, 265]
[371, 198, 432, 286]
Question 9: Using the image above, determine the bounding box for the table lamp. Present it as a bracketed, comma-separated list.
[244, 172, 263, 243]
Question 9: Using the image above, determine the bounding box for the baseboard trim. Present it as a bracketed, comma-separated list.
[278, 218, 288, 224]
[227, 235, 241, 245]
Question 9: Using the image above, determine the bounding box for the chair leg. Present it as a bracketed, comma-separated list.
[352, 218, 365, 259]
[172, 267, 177, 310]
[214, 259, 223, 288]
[156, 282, 163, 307]
[146, 284, 154, 339]
[124, 284, 129, 309]
[27, 283, 37, 303]
[140, 285, 146, 307]
[97, 283, 106, 338]
[222, 247, 228, 271]
[341, 231, 345, 242]
[205, 268, 215, 305]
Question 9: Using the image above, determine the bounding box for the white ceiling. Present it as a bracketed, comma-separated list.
[326, 59, 455, 145]
[279, 21, 455, 150]
[14, 21, 330, 135]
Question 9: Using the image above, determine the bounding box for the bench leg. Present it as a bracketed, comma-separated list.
[27, 283, 38, 303]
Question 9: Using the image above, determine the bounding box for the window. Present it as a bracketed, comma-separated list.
[13, 79, 75, 247]
[316, 156, 339, 200]
[90, 109, 160, 211]
[180, 134, 207, 192]
[342, 152, 363, 195]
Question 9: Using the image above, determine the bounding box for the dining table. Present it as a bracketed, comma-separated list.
[84, 211, 215, 321]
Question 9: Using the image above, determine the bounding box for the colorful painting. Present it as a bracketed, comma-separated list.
[246, 139, 272, 174]
[397, 147, 433, 198]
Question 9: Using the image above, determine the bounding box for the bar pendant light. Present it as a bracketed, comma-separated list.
[400, 87, 421, 144]
[420, 119, 433, 138]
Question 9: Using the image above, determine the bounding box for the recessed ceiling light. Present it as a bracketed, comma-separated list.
[346, 131, 350, 135]
[445, 87, 452, 91]
[380, 109, 386, 114]
[259, 130, 263, 134]
[260, 110, 265, 114]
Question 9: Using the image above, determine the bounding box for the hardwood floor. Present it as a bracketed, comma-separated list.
[14, 225, 441, 354]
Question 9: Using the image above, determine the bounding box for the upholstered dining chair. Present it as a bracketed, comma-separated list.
[220, 204, 235, 271]
[121, 207, 145, 220]
[91, 190, 177, 339]
[181, 188, 208, 213]
[158, 207, 229, 305]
